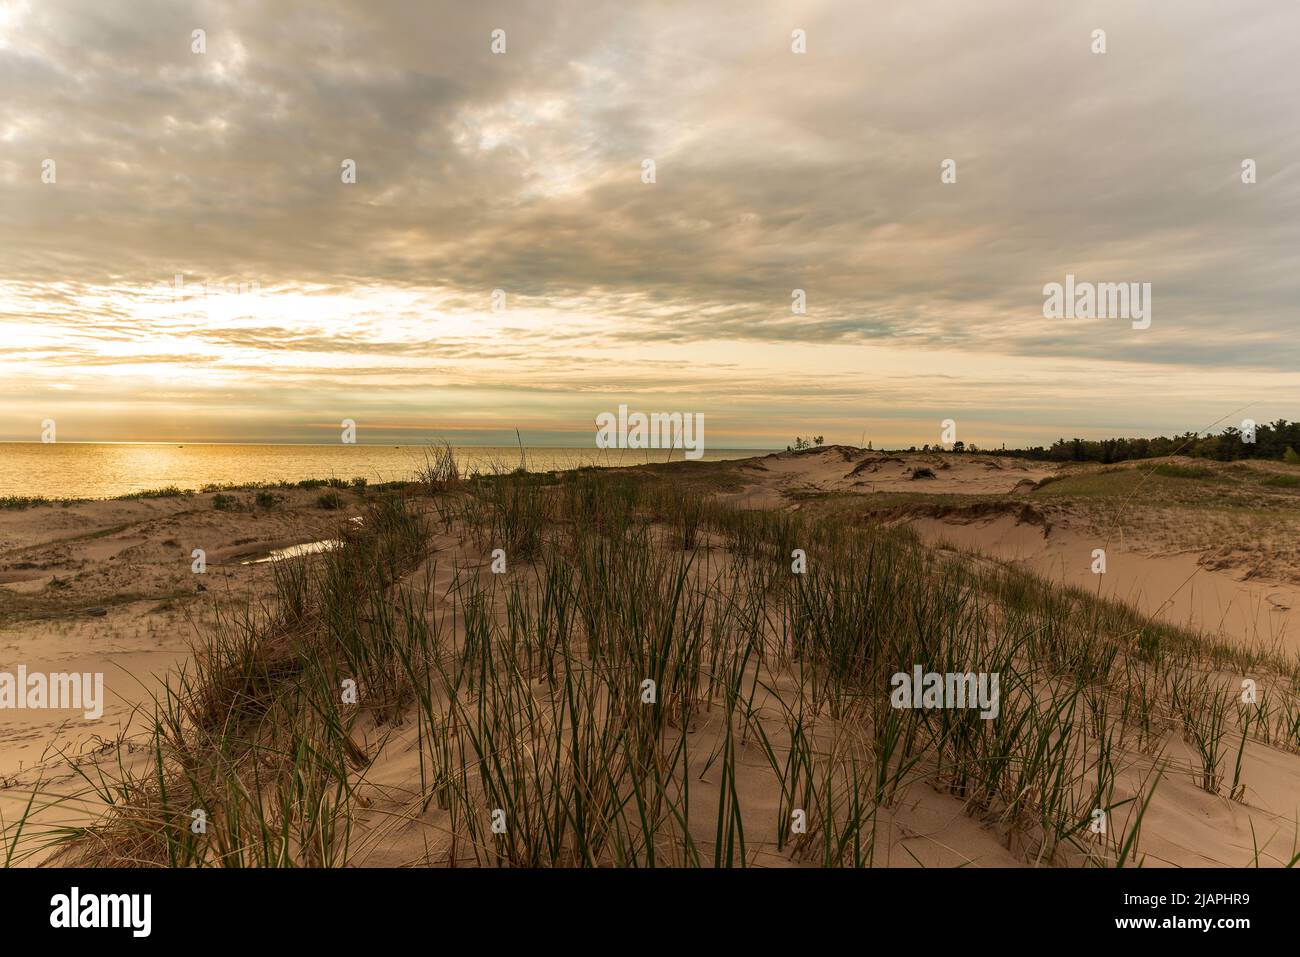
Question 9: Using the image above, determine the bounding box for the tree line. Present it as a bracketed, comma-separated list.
[987, 419, 1300, 464]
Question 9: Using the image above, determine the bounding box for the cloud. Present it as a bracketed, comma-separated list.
[2, 0, 1299, 445]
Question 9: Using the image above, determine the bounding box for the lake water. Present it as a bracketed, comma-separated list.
[0, 443, 772, 500]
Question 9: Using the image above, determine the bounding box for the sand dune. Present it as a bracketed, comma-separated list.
[5, 450, 1300, 868]
[0, 488, 354, 834]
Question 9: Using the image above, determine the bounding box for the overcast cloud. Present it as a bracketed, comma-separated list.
[2, 0, 1298, 446]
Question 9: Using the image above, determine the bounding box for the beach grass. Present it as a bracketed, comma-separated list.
[8, 465, 1300, 868]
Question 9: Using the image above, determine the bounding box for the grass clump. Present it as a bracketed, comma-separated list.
[417, 443, 460, 492]
[121, 485, 192, 500]
[0, 495, 50, 510]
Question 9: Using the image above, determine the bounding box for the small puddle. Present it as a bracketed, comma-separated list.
[239, 518, 362, 565]
[242, 540, 341, 565]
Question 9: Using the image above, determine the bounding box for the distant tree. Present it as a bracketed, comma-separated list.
[814, 435, 824, 447]
[987, 420, 1300, 465]
[952, 440, 965, 453]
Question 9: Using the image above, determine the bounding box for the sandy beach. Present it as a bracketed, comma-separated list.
[4, 448, 1299, 868]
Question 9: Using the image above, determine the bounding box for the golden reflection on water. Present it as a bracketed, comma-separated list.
[0, 444, 768, 500]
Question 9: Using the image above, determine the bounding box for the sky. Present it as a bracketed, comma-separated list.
[1, 0, 1299, 449]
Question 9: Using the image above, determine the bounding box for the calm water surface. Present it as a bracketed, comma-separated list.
[0, 444, 772, 500]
